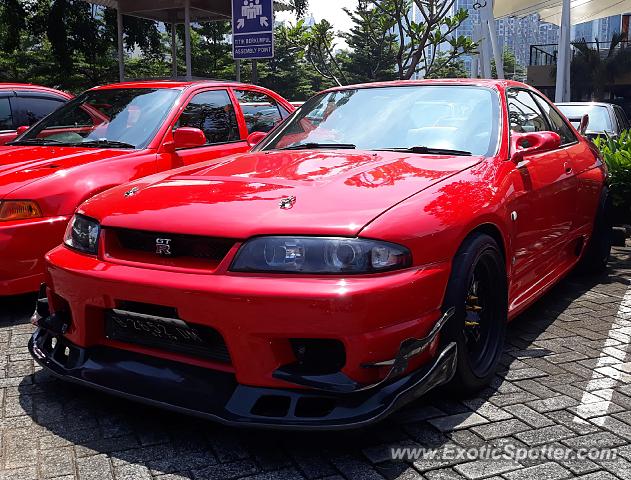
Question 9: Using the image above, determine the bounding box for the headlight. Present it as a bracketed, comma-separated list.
[231, 237, 411, 274]
[64, 214, 101, 255]
[0, 201, 42, 222]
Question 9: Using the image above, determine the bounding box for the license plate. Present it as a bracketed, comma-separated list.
[105, 309, 213, 358]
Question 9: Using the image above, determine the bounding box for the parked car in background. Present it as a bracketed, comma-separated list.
[0, 83, 72, 145]
[0, 80, 293, 296]
[556, 102, 630, 139]
[31, 80, 609, 429]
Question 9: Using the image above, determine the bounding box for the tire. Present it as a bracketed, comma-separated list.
[441, 233, 508, 396]
[578, 191, 612, 273]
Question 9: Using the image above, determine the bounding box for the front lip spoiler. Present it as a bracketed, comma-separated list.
[29, 327, 457, 430]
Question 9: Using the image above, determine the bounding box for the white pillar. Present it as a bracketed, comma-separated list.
[117, 9, 125, 82]
[479, 0, 502, 79]
[555, 0, 571, 102]
[171, 23, 177, 78]
[471, 23, 481, 78]
[184, 0, 192, 80]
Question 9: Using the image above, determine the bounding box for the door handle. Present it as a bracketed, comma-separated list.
[564, 162, 573, 174]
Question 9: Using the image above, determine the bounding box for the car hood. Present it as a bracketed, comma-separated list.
[0, 145, 135, 199]
[86, 150, 484, 238]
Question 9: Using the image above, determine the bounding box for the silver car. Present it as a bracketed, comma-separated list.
[556, 102, 630, 139]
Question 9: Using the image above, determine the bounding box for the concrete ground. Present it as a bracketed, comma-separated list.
[1, 244, 631, 480]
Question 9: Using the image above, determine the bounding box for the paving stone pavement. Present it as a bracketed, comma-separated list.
[1, 244, 631, 479]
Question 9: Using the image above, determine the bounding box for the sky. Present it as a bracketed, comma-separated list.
[277, 0, 357, 34]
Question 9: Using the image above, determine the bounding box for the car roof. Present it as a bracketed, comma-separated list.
[90, 80, 259, 91]
[556, 102, 614, 108]
[0, 83, 72, 97]
[319, 78, 531, 95]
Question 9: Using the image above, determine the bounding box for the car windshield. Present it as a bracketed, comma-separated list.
[13, 88, 181, 149]
[260, 85, 500, 157]
[556, 104, 613, 133]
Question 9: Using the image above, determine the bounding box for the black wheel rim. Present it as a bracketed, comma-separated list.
[463, 252, 502, 377]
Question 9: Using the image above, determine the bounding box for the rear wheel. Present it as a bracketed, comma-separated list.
[441, 233, 507, 395]
[578, 191, 612, 273]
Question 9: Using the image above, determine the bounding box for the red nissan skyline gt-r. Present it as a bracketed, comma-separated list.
[0, 80, 293, 295]
[30, 80, 610, 429]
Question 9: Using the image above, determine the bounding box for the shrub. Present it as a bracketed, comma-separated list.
[594, 132, 631, 224]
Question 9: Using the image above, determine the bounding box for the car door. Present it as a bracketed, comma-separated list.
[167, 88, 249, 168]
[506, 88, 579, 304]
[0, 92, 16, 145]
[533, 93, 602, 236]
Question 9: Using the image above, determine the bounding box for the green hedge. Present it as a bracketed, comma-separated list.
[594, 132, 631, 224]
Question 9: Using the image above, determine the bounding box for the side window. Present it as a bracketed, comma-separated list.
[177, 90, 239, 145]
[0, 98, 13, 131]
[14, 95, 66, 126]
[533, 94, 577, 145]
[614, 106, 630, 132]
[507, 90, 549, 134]
[234, 89, 284, 134]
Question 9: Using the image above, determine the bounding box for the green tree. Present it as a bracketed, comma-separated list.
[342, 0, 398, 83]
[492, 48, 525, 81]
[425, 53, 468, 78]
[369, 0, 476, 80]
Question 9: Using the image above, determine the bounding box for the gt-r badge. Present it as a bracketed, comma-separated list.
[279, 196, 296, 210]
[124, 187, 139, 198]
[156, 238, 172, 256]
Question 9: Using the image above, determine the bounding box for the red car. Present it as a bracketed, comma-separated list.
[0, 80, 293, 295]
[0, 83, 72, 145]
[31, 80, 610, 429]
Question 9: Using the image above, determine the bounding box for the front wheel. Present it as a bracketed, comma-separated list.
[441, 233, 508, 395]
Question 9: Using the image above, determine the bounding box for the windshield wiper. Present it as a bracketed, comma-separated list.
[376, 146, 472, 156]
[74, 139, 136, 149]
[8, 138, 64, 146]
[280, 142, 357, 150]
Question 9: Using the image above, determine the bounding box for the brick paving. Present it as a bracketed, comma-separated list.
[1, 244, 630, 480]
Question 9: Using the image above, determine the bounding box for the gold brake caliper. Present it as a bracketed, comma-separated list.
[465, 294, 481, 327]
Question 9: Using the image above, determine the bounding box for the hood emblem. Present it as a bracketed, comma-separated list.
[124, 187, 139, 198]
[156, 238, 172, 256]
[279, 196, 296, 210]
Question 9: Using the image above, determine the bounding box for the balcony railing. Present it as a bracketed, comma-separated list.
[529, 40, 629, 66]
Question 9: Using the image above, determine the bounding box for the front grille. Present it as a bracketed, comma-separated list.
[105, 301, 231, 364]
[104, 228, 234, 269]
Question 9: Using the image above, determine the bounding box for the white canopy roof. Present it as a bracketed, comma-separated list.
[494, 0, 631, 26]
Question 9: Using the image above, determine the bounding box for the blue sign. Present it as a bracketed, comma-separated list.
[232, 0, 274, 60]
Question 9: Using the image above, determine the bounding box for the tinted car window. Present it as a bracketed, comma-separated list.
[532, 94, 576, 145]
[0, 98, 13, 130]
[234, 90, 284, 134]
[15, 96, 66, 126]
[507, 90, 549, 133]
[177, 90, 240, 145]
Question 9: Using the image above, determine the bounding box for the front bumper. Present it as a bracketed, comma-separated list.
[29, 326, 457, 430]
[0, 216, 70, 295]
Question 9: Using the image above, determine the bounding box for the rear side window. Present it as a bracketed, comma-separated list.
[234, 89, 285, 134]
[532, 94, 576, 145]
[507, 89, 549, 133]
[0, 98, 13, 130]
[614, 106, 630, 131]
[177, 90, 240, 145]
[14, 95, 66, 126]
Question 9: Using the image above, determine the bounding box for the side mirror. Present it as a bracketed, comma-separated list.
[579, 114, 590, 135]
[247, 131, 267, 147]
[510, 131, 561, 164]
[173, 127, 206, 149]
[16, 125, 30, 136]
